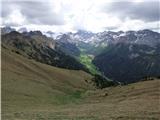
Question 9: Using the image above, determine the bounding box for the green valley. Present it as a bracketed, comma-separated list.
[79, 53, 100, 75]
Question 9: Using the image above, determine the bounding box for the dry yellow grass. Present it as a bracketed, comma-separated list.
[2, 48, 160, 120]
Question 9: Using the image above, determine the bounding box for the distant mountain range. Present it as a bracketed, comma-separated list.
[93, 43, 160, 83]
[1, 26, 16, 34]
[1, 30, 87, 71]
[1, 26, 160, 84]
[52, 29, 160, 83]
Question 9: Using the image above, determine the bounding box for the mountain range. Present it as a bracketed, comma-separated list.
[50, 29, 160, 83]
[1, 30, 87, 71]
[1, 27, 160, 84]
[1, 26, 160, 120]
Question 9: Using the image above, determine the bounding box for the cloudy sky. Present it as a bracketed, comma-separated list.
[1, 0, 160, 33]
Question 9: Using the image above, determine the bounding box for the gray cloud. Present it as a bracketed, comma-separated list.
[1, 0, 159, 32]
[102, 1, 160, 22]
[2, 0, 65, 26]
[104, 26, 119, 31]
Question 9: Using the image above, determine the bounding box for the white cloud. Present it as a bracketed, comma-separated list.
[3, 9, 26, 26]
[1, 0, 160, 32]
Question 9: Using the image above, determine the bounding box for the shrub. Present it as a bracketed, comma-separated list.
[92, 74, 117, 89]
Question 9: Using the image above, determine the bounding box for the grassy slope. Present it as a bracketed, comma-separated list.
[2, 48, 160, 120]
[1, 48, 94, 111]
[67, 79, 160, 120]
